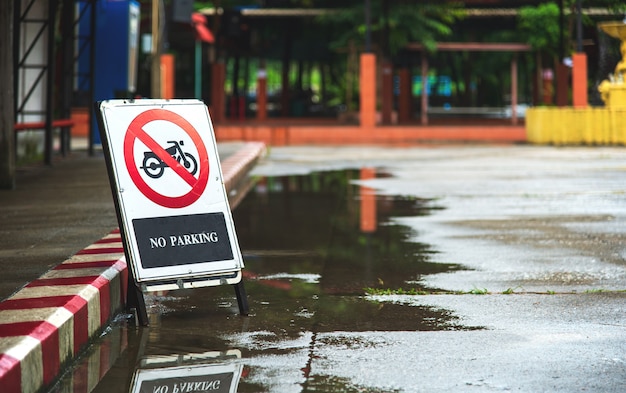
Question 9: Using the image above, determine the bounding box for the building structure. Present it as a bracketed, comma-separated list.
[5, 0, 625, 172]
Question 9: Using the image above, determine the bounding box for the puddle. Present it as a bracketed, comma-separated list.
[49, 169, 471, 393]
[235, 169, 461, 295]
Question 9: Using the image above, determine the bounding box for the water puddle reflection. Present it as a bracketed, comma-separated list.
[49, 168, 472, 393]
[131, 349, 243, 393]
[236, 169, 461, 297]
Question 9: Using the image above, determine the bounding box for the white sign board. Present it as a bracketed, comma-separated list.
[96, 99, 243, 290]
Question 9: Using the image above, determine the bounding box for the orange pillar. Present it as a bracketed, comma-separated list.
[360, 167, 376, 233]
[398, 68, 411, 123]
[257, 68, 267, 121]
[572, 53, 588, 108]
[381, 61, 393, 125]
[160, 54, 175, 99]
[210, 62, 226, 122]
[359, 53, 377, 128]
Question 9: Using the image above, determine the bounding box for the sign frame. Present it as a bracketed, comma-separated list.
[96, 99, 246, 299]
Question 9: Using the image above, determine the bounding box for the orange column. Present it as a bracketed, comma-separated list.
[398, 68, 411, 123]
[381, 61, 393, 125]
[210, 62, 226, 122]
[572, 53, 588, 108]
[160, 54, 175, 99]
[257, 68, 267, 121]
[359, 53, 377, 128]
[360, 167, 376, 233]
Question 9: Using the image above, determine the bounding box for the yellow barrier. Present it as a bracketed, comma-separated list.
[526, 107, 625, 145]
[612, 108, 626, 144]
[525, 108, 540, 143]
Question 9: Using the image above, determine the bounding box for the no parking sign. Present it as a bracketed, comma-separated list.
[96, 99, 243, 291]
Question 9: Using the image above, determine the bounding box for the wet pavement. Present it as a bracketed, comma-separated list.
[0, 151, 118, 301]
[45, 145, 626, 393]
[0, 142, 249, 302]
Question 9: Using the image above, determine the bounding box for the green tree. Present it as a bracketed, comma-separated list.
[318, 2, 463, 56]
[517, 1, 561, 105]
[313, 1, 463, 110]
[518, 0, 626, 59]
[518, 0, 626, 105]
[518, 3, 561, 57]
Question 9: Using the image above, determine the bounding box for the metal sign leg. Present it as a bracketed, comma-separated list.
[233, 280, 249, 316]
[126, 276, 149, 326]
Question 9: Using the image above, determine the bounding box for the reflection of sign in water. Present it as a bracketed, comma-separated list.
[130, 350, 243, 393]
[139, 371, 233, 393]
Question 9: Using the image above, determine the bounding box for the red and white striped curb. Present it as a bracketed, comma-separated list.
[0, 142, 265, 393]
[0, 231, 126, 393]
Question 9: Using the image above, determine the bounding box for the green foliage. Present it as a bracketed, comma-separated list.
[517, 3, 561, 55]
[364, 287, 429, 296]
[588, 0, 626, 13]
[468, 286, 489, 295]
[517, 0, 626, 58]
[502, 285, 523, 294]
[193, 1, 213, 10]
[318, 2, 464, 55]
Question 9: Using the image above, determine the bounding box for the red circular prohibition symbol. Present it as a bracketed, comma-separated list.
[123, 108, 209, 208]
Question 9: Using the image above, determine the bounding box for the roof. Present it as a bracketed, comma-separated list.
[198, 6, 623, 19]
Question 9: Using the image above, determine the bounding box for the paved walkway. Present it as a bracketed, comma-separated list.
[0, 142, 265, 393]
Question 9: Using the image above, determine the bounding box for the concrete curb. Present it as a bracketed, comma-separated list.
[0, 142, 266, 393]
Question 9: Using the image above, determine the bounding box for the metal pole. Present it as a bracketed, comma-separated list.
[576, 0, 583, 52]
[195, 40, 202, 99]
[88, 0, 96, 156]
[60, 0, 73, 156]
[13, 0, 20, 155]
[511, 56, 518, 125]
[1, 0, 16, 190]
[44, 0, 57, 165]
[151, 0, 161, 98]
[558, 0, 564, 60]
[365, 0, 371, 53]
[421, 55, 428, 125]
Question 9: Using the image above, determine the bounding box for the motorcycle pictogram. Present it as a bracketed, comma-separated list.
[140, 140, 198, 179]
